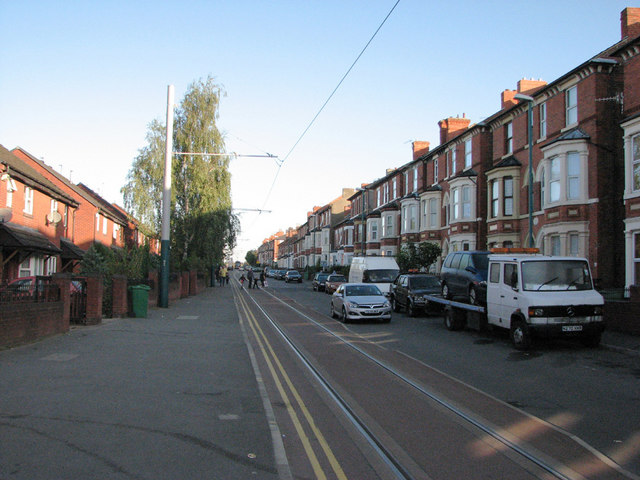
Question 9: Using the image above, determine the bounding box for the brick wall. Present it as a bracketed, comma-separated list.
[0, 301, 67, 349]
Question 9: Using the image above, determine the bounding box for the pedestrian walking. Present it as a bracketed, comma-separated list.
[260, 271, 265, 288]
[224, 268, 229, 285]
[219, 266, 227, 286]
[247, 268, 254, 288]
[239, 273, 246, 289]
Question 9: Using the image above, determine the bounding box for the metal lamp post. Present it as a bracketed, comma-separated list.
[514, 93, 535, 248]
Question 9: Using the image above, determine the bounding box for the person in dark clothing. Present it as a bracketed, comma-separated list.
[260, 271, 265, 287]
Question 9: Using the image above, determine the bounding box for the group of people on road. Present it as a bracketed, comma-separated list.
[239, 268, 266, 290]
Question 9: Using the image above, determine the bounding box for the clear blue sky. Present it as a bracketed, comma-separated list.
[0, 1, 635, 261]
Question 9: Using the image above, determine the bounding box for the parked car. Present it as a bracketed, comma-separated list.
[440, 251, 490, 305]
[312, 272, 330, 291]
[324, 274, 347, 294]
[276, 270, 287, 280]
[390, 274, 441, 316]
[284, 270, 303, 283]
[330, 283, 391, 323]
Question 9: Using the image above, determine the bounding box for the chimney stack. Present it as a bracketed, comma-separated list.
[438, 116, 471, 144]
[517, 78, 546, 95]
[622, 7, 640, 39]
[412, 141, 430, 160]
[501, 89, 517, 110]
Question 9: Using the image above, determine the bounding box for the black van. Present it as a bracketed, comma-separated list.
[440, 251, 490, 305]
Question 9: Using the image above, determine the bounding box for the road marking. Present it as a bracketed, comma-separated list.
[236, 290, 347, 480]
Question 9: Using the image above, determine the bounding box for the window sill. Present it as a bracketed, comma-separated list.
[561, 122, 579, 133]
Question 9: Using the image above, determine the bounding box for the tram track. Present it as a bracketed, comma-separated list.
[236, 281, 638, 480]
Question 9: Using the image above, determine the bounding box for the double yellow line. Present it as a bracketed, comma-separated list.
[235, 288, 347, 480]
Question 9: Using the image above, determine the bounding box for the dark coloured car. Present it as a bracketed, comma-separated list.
[284, 270, 303, 283]
[324, 274, 347, 294]
[391, 274, 441, 316]
[440, 251, 490, 305]
[312, 272, 330, 291]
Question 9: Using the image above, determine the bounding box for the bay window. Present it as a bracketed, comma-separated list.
[503, 177, 513, 216]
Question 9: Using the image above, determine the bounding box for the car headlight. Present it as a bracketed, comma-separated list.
[346, 301, 360, 308]
[383, 301, 390, 308]
[594, 305, 603, 315]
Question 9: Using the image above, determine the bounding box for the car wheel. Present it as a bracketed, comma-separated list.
[408, 300, 417, 317]
[510, 318, 531, 350]
[442, 283, 451, 300]
[330, 302, 337, 319]
[469, 286, 478, 305]
[391, 296, 400, 313]
[341, 307, 349, 323]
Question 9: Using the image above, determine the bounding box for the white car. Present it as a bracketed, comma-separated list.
[330, 283, 391, 323]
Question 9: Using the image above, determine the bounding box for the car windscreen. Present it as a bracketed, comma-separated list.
[410, 276, 440, 288]
[328, 275, 346, 282]
[345, 285, 382, 296]
[522, 260, 593, 291]
[363, 269, 399, 283]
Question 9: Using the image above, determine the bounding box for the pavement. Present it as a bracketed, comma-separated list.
[1, 283, 638, 479]
[0, 284, 279, 480]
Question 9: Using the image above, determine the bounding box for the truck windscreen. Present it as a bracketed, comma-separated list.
[521, 260, 593, 291]
[363, 269, 400, 283]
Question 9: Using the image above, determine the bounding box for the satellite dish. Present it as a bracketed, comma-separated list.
[0, 207, 12, 223]
[46, 211, 62, 224]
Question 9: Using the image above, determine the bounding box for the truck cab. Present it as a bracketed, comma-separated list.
[486, 251, 605, 349]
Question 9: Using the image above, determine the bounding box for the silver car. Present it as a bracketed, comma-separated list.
[330, 283, 391, 323]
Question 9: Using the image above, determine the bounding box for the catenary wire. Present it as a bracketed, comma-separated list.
[258, 0, 401, 212]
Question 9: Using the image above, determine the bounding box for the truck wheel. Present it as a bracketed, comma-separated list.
[442, 283, 451, 300]
[444, 308, 462, 331]
[510, 319, 531, 350]
[580, 331, 602, 348]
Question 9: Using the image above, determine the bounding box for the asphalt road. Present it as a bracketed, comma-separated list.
[266, 277, 640, 476]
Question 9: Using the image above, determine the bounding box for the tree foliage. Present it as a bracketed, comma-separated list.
[396, 242, 442, 273]
[245, 250, 257, 266]
[122, 76, 239, 270]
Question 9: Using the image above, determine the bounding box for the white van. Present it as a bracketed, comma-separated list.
[349, 256, 400, 296]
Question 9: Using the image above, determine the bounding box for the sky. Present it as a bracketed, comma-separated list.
[0, 0, 636, 262]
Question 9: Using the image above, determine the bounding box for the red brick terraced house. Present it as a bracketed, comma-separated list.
[0, 145, 79, 282]
[270, 7, 639, 291]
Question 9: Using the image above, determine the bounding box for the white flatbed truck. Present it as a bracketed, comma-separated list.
[424, 249, 606, 350]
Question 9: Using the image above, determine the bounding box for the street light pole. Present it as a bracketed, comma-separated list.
[515, 93, 535, 248]
[159, 85, 174, 308]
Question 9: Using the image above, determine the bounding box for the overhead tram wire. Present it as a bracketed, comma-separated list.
[259, 0, 401, 211]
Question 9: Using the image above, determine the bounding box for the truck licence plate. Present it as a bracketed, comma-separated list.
[562, 325, 583, 332]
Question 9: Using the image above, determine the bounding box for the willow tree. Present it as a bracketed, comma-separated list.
[122, 76, 238, 270]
